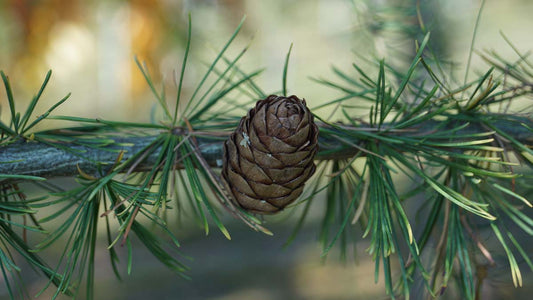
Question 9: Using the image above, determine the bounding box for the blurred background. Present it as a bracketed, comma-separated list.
[1, 0, 533, 124]
[1, 0, 533, 299]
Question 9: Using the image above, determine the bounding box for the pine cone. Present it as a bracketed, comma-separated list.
[222, 95, 319, 214]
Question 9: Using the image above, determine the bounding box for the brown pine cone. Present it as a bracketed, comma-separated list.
[222, 95, 319, 214]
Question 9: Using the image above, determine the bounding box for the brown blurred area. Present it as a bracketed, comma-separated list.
[1, 1, 533, 299]
[1, 0, 189, 124]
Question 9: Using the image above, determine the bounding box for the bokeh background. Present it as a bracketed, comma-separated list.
[1, 0, 533, 299]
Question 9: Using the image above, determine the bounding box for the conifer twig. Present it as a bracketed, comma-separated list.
[1, 118, 530, 181]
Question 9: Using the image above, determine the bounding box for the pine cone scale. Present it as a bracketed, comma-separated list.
[274, 150, 314, 166]
[265, 167, 304, 182]
[226, 137, 240, 169]
[239, 159, 272, 183]
[269, 166, 314, 189]
[247, 127, 269, 152]
[252, 150, 284, 168]
[250, 182, 292, 198]
[235, 191, 279, 213]
[261, 136, 298, 152]
[284, 125, 310, 146]
[222, 95, 319, 214]
[265, 185, 305, 207]
[226, 168, 256, 196]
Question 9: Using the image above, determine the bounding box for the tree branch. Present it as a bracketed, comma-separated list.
[1, 117, 531, 181]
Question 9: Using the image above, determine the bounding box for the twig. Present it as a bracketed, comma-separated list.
[0, 118, 530, 181]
